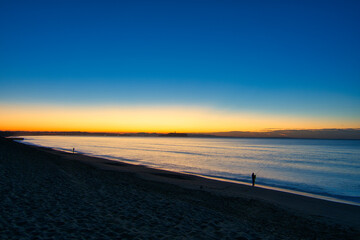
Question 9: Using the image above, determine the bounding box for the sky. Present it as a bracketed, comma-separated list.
[1, 0, 359, 133]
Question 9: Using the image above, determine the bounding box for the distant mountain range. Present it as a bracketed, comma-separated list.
[1, 128, 359, 139]
[206, 129, 360, 139]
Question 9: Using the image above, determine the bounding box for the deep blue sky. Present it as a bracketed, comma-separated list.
[1, 0, 359, 123]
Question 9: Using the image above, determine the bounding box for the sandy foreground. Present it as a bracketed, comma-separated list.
[0, 137, 359, 239]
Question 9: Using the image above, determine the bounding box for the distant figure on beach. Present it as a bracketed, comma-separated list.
[73, 148, 75, 154]
[252, 173, 256, 186]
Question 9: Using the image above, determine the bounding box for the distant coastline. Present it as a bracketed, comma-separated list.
[1, 128, 360, 140]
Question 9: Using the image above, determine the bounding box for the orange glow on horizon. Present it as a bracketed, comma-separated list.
[1, 104, 359, 133]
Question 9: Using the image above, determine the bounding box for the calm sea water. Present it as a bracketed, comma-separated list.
[21, 136, 360, 204]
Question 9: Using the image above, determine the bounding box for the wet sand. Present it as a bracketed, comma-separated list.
[0, 137, 359, 239]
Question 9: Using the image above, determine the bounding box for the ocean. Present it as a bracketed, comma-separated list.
[20, 136, 360, 204]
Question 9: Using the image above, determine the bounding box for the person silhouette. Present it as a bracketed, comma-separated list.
[252, 172, 256, 186]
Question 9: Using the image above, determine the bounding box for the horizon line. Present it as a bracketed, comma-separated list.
[1, 127, 360, 133]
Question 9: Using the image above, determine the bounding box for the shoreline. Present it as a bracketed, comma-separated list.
[20, 139, 360, 207]
[185, 173, 360, 207]
[18, 140, 360, 228]
[2, 137, 359, 239]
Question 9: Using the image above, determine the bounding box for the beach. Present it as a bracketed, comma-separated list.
[0, 137, 359, 239]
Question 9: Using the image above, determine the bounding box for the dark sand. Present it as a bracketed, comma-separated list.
[0, 137, 359, 239]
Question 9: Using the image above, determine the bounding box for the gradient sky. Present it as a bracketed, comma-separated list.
[1, 0, 359, 132]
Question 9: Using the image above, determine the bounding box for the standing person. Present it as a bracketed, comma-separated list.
[73, 148, 75, 154]
[252, 172, 256, 186]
